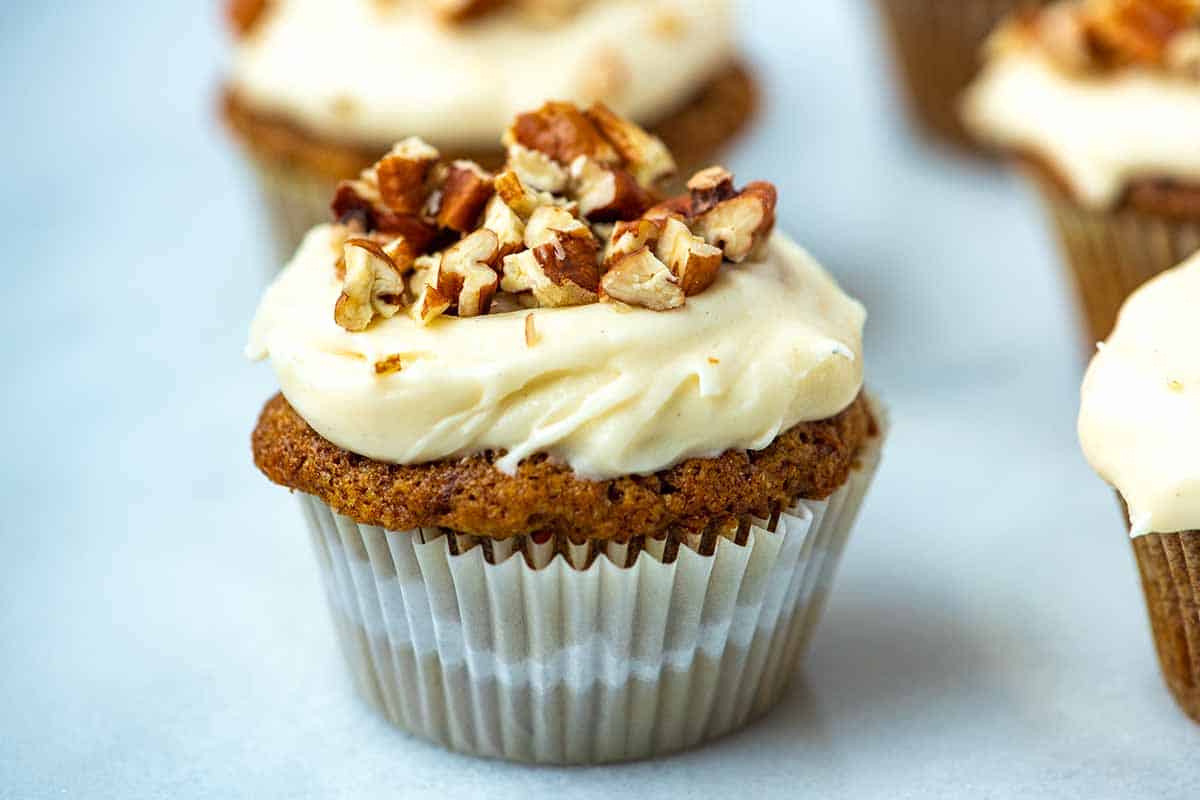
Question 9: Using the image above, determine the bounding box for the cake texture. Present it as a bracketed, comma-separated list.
[1079, 254, 1200, 724]
[963, 0, 1200, 342]
[247, 101, 883, 761]
[222, 0, 755, 260]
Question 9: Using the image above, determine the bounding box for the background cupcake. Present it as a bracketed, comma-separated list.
[222, 0, 756, 260]
[963, 0, 1200, 343]
[1078, 254, 1200, 724]
[247, 103, 884, 763]
[872, 0, 1049, 149]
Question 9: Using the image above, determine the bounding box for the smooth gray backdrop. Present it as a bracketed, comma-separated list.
[2, 1, 1197, 797]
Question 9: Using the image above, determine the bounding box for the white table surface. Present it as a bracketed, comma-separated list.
[3, 1, 1198, 797]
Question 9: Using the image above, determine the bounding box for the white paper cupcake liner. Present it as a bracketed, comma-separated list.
[297, 422, 884, 764]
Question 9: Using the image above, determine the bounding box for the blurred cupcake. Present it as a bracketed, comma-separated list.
[964, 0, 1200, 343]
[1078, 253, 1200, 724]
[873, 0, 1049, 149]
[247, 102, 884, 763]
[222, 0, 756, 260]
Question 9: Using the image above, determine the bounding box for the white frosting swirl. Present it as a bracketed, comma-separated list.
[229, 0, 735, 150]
[963, 51, 1200, 208]
[248, 225, 866, 480]
[1078, 254, 1200, 536]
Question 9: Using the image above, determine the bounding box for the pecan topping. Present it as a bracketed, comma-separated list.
[334, 239, 408, 332]
[600, 248, 685, 311]
[374, 138, 439, 215]
[436, 161, 495, 232]
[694, 181, 778, 263]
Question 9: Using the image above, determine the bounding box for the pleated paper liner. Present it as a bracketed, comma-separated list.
[1128, 526, 1200, 724]
[1029, 171, 1200, 345]
[296, 423, 884, 764]
[874, 0, 1043, 150]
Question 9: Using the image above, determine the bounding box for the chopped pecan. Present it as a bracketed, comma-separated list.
[330, 179, 438, 249]
[412, 281, 453, 326]
[643, 194, 694, 222]
[600, 247, 684, 311]
[436, 229, 500, 317]
[493, 169, 566, 219]
[503, 213, 600, 307]
[436, 161, 494, 232]
[481, 194, 527, 256]
[569, 156, 653, 222]
[523, 205, 588, 247]
[334, 238, 408, 332]
[694, 181, 777, 263]
[507, 101, 620, 166]
[585, 103, 676, 186]
[1084, 0, 1199, 66]
[525, 312, 539, 346]
[507, 143, 570, 193]
[605, 217, 663, 263]
[654, 216, 723, 295]
[687, 166, 737, 216]
[374, 137, 439, 214]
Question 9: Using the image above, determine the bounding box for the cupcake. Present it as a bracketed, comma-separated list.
[247, 102, 884, 763]
[872, 0, 1050, 149]
[222, 0, 756, 261]
[963, 0, 1200, 343]
[1078, 253, 1200, 724]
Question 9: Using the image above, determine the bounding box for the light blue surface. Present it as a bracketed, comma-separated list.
[2, 2, 1198, 797]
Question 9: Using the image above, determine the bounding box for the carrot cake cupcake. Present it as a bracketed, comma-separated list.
[1078, 252, 1200, 724]
[247, 102, 884, 763]
[964, 0, 1200, 343]
[873, 0, 1050, 149]
[222, 0, 756, 259]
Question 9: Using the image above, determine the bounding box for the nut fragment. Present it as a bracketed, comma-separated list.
[436, 229, 500, 317]
[687, 166, 737, 216]
[375, 137, 440, 214]
[502, 216, 601, 308]
[569, 156, 652, 221]
[1084, 0, 1200, 66]
[506, 143, 569, 193]
[600, 247, 685, 311]
[436, 161, 495, 232]
[523, 205, 588, 248]
[330, 179, 437, 249]
[481, 194, 527, 256]
[654, 216, 723, 295]
[694, 181, 777, 263]
[585, 103, 677, 186]
[412, 282, 453, 325]
[643, 194, 694, 223]
[494, 169, 564, 219]
[605, 217, 663, 263]
[524, 313, 538, 347]
[334, 239, 408, 332]
[507, 101, 619, 166]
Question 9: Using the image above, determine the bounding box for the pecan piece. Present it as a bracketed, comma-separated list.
[503, 209, 601, 307]
[585, 102, 676, 186]
[694, 181, 777, 263]
[227, 0, 270, 36]
[605, 217, 663, 264]
[569, 156, 653, 222]
[435, 229, 500, 317]
[506, 143, 570, 193]
[330, 179, 438, 249]
[654, 216, 723, 296]
[374, 137, 439, 215]
[600, 247, 684, 311]
[507, 101, 619, 166]
[412, 282, 453, 326]
[481, 194, 527, 256]
[687, 166, 737, 216]
[436, 161, 494, 232]
[334, 239, 408, 332]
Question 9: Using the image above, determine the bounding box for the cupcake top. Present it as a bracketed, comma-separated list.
[1078, 253, 1200, 536]
[963, 0, 1200, 209]
[226, 0, 735, 151]
[248, 102, 867, 487]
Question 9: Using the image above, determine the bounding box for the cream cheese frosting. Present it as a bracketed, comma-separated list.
[1078, 254, 1200, 537]
[248, 224, 866, 480]
[229, 0, 735, 150]
[962, 51, 1200, 208]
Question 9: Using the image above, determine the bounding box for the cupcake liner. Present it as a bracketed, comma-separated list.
[1030, 176, 1200, 344]
[295, 424, 884, 764]
[1130, 528, 1200, 724]
[874, 0, 1041, 149]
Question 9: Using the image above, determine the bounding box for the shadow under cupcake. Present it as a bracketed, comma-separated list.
[246, 102, 885, 763]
